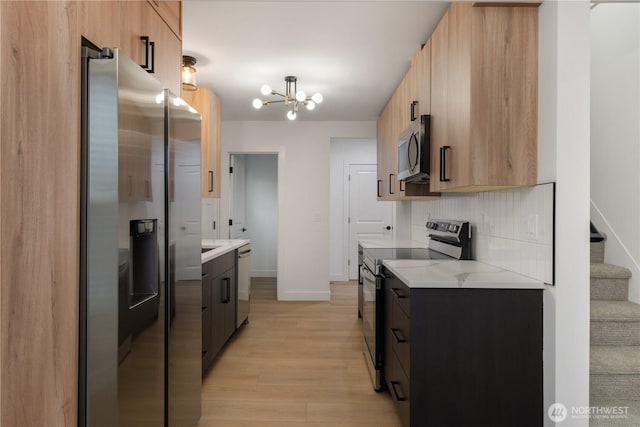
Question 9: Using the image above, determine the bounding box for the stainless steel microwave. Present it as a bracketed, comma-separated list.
[397, 114, 430, 183]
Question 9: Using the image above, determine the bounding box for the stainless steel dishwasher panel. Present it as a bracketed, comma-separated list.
[237, 244, 251, 327]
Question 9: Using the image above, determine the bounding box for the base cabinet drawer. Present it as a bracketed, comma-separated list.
[390, 299, 410, 378]
[388, 351, 410, 427]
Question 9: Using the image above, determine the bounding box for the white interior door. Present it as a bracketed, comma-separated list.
[175, 163, 201, 280]
[229, 154, 247, 239]
[348, 164, 394, 279]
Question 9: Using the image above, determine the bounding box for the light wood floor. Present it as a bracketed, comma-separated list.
[198, 280, 402, 427]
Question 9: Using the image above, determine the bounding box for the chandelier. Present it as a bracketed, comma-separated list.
[252, 76, 323, 120]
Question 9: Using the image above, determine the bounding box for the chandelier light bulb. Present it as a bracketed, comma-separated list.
[287, 110, 297, 120]
[306, 101, 316, 110]
[295, 90, 306, 102]
[311, 93, 323, 104]
[252, 98, 263, 109]
[260, 84, 272, 96]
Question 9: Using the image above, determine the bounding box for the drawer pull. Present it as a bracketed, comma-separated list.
[391, 328, 407, 343]
[390, 381, 407, 402]
[391, 287, 407, 299]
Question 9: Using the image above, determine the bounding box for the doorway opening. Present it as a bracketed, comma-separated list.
[229, 153, 279, 300]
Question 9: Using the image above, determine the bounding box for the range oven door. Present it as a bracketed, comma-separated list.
[361, 262, 382, 391]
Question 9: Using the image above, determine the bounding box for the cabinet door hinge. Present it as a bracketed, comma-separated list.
[348, 174, 351, 181]
[348, 217, 351, 224]
[228, 219, 233, 226]
[229, 166, 233, 174]
[348, 259, 351, 266]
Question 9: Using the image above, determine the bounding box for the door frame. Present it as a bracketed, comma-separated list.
[225, 149, 283, 293]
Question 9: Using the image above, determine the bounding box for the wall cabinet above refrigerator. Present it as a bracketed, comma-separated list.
[120, 0, 182, 96]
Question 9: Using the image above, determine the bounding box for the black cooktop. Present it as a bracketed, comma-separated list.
[364, 247, 453, 266]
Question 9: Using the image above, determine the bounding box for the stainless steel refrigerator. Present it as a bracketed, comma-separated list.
[80, 46, 202, 427]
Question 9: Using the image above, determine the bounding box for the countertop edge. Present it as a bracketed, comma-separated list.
[201, 239, 250, 264]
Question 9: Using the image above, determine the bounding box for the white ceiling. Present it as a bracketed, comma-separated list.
[182, 1, 449, 121]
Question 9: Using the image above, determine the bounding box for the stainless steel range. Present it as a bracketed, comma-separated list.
[361, 220, 471, 390]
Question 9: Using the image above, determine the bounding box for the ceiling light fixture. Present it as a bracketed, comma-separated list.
[252, 76, 323, 120]
[182, 56, 197, 91]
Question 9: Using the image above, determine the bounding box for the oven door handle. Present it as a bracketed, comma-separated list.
[360, 264, 376, 283]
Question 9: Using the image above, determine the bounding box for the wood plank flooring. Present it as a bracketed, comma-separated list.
[198, 281, 401, 426]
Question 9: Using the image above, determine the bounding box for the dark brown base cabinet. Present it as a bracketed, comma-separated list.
[382, 267, 543, 427]
[202, 251, 237, 374]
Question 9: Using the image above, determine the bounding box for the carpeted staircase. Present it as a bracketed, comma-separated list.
[590, 238, 640, 426]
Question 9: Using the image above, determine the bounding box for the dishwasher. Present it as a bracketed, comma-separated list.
[236, 244, 251, 327]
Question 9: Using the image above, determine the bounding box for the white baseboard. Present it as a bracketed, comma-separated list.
[330, 274, 348, 282]
[277, 290, 331, 301]
[252, 270, 276, 278]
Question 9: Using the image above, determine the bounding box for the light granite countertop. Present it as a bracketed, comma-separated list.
[382, 259, 545, 290]
[358, 239, 428, 249]
[202, 239, 250, 264]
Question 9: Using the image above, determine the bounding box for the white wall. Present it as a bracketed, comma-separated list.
[329, 138, 377, 281]
[590, 3, 640, 304]
[404, 2, 592, 423]
[245, 154, 278, 277]
[220, 121, 376, 300]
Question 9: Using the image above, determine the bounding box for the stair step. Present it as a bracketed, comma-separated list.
[588, 399, 640, 427]
[591, 264, 631, 301]
[591, 301, 640, 346]
[591, 346, 640, 399]
[591, 240, 605, 264]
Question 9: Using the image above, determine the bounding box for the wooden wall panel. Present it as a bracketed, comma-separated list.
[0, 2, 80, 426]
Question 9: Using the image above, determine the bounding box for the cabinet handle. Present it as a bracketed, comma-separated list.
[390, 381, 407, 402]
[222, 277, 231, 303]
[208, 170, 214, 192]
[140, 36, 155, 73]
[377, 180, 382, 198]
[391, 287, 407, 299]
[410, 101, 419, 122]
[399, 179, 405, 192]
[440, 145, 451, 182]
[221, 278, 227, 303]
[389, 174, 395, 195]
[391, 328, 407, 343]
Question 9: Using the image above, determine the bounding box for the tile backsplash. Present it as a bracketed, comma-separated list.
[411, 183, 554, 284]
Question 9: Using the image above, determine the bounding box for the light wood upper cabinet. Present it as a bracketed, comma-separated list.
[429, 3, 538, 192]
[414, 40, 431, 118]
[376, 42, 439, 201]
[147, 1, 182, 40]
[182, 87, 222, 198]
[79, 1, 121, 49]
[120, 1, 182, 96]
